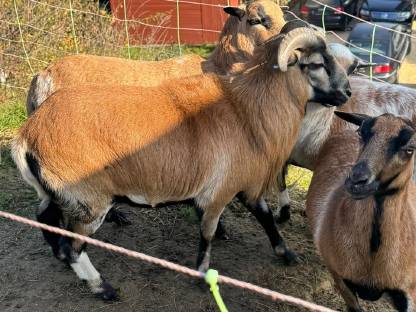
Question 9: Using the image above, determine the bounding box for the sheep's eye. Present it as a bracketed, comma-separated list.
[399, 147, 414, 159]
[248, 19, 261, 25]
[307, 63, 324, 70]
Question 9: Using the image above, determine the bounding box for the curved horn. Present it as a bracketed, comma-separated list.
[277, 27, 326, 72]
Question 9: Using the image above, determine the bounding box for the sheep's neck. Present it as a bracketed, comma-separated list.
[350, 182, 414, 257]
[229, 65, 308, 191]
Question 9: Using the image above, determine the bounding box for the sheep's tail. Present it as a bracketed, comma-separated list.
[26, 71, 53, 116]
[11, 138, 51, 210]
[11, 138, 66, 256]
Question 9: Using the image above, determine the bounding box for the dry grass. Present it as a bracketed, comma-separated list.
[0, 0, 204, 104]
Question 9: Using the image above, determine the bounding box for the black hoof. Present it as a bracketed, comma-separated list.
[215, 232, 230, 240]
[96, 282, 119, 301]
[283, 249, 300, 266]
[195, 278, 210, 292]
[276, 205, 291, 224]
[215, 224, 230, 240]
[105, 208, 132, 226]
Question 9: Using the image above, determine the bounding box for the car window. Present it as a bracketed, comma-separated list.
[306, 0, 340, 6]
[349, 40, 389, 56]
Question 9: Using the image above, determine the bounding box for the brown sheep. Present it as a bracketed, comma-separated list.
[13, 25, 351, 300]
[26, 0, 285, 115]
[307, 112, 416, 311]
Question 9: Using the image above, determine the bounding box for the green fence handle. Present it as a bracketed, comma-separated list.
[369, 25, 376, 81]
[205, 269, 229, 312]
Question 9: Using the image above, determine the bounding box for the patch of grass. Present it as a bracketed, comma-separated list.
[0, 146, 15, 169]
[0, 99, 27, 135]
[177, 205, 198, 224]
[286, 165, 312, 192]
[123, 44, 215, 61]
[183, 44, 215, 58]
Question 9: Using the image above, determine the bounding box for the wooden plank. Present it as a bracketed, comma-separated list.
[110, 0, 236, 44]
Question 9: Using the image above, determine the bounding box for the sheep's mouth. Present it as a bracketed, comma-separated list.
[320, 103, 333, 108]
[344, 177, 380, 200]
[332, 90, 351, 106]
[311, 89, 350, 107]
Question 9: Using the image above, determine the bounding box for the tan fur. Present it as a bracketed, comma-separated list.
[307, 116, 416, 310]
[26, 0, 285, 115]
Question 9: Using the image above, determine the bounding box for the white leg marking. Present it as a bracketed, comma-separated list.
[279, 189, 290, 208]
[258, 198, 270, 213]
[198, 245, 212, 273]
[71, 252, 100, 281]
[70, 252, 103, 293]
[406, 295, 413, 312]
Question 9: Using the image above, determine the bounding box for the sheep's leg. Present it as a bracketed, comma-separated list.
[331, 273, 362, 312]
[59, 204, 116, 300]
[37, 199, 117, 300]
[105, 207, 131, 226]
[387, 289, 412, 312]
[195, 207, 229, 240]
[60, 212, 118, 301]
[37, 200, 63, 258]
[196, 206, 224, 272]
[276, 164, 291, 224]
[239, 195, 299, 265]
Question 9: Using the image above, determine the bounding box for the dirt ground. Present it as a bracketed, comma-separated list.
[0, 143, 395, 312]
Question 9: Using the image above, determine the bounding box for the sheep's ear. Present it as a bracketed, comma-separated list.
[287, 51, 299, 67]
[224, 7, 246, 21]
[334, 111, 370, 126]
[273, 52, 298, 71]
[356, 60, 376, 69]
[347, 59, 374, 75]
[356, 59, 377, 69]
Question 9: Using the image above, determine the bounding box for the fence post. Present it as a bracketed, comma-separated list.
[13, 0, 34, 75]
[68, 0, 79, 54]
[123, 0, 131, 59]
[176, 0, 182, 56]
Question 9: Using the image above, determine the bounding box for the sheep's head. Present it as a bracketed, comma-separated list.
[223, 0, 285, 47]
[328, 43, 372, 75]
[336, 112, 416, 199]
[275, 24, 351, 107]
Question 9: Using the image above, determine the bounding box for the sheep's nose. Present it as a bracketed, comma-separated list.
[344, 80, 352, 97]
[345, 88, 352, 97]
[350, 161, 370, 185]
[351, 172, 369, 185]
